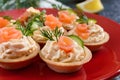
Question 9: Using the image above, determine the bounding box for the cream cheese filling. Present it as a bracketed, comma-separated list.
[68, 24, 105, 43]
[41, 40, 85, 63]
[0, 36, 39, 59]
[84, 24, 105, 43]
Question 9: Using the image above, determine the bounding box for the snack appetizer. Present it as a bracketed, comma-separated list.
[18, 7, 66, 45]
[33, 14, 65, 43]
[18, 7, 47, 44]
[68, 15, 109, 51]
[52, 5, 78, 31]
[52, 6, 110, 51]
[0, 27, 40, 69]
[39, 29, 92, 73]
[58, 10, 78, 30]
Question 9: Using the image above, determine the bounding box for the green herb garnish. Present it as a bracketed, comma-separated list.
[77, 15, 89, 24]
[15, 10, 46, 36]
[40, 29, 54, 41]
[53, 27, 64, 41]
[3, 16, 12, 21]
[14, 20, 25, 34]
[27, 10, 46, 28]
[40, 27, 63, 41]
[77, 14, 97, 24]
[14, 20, 35, 36]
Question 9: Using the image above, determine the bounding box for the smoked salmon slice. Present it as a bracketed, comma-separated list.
[58, 11, 76, 24]
[75, 24, 90, 39]
[45, 14, 62, 29]
[58, 36, 74, 53]
[0, 17, 9, 28]
[0, 27, 22, 43]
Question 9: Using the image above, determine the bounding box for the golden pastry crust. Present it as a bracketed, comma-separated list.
[39, 47, 92, 73]
[85, 32, 109, 51]
[0, 37, 40, 69]
[68, 23, 110, 51]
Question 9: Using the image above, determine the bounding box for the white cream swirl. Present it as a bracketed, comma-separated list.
[63, 22, 78, 30]
[41, 40, 85, 63]
[32, 26, 49, 43]
[0, 36, 39, 59]
[68, 24, 106, 43]
[84, 24, 105, 43]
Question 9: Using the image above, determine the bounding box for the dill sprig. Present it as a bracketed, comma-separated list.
[2, 16, 12, 21]
[40, 29, 54, 41]
[77, 15, 89, 24]
[40, 27, 64, 41]
[53, 27, 64, 41]
[39, 10, 46, 25]
[14, 20, 26, 35]
[76, 13, 97, 24]
[27, 10, 46, 28]
[15, 10, 46, 36]
[14, 20, 35, 36]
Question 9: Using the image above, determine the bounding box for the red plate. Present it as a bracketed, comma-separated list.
[0, 8, 120, 80]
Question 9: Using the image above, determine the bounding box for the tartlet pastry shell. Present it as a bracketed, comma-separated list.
[85, 32, 109, 51]
[39, 47, 92, 73]
[0, 43, 40, 69]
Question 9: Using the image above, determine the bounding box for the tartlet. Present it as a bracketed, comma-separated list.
[0, 27, 40, 69]
[40, 46, 91, 73]
[68, 23, 109, 51]
[18, 7, 47, 44]
[0, 36, 40, 69]
[18, 7, 66, 46]
[39, 36, 92, 73]
[58, 10, 78, 31]
[58, 9, 110, 51]
[84, 32, 109, 51]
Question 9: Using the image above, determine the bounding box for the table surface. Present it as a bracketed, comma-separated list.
[58, 0, 120, 80]
[100, 0, 120, 23]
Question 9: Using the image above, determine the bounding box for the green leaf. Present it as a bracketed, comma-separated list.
[15, 20, 26, 35]
[3, 16, 13, 21]
[15, 9, 46, 36]
[77, 15, 89, 24]
[53, 27, 64, 41]
[40, 29, 54, 41]
[14, 20, 34, 36]
[27, 10, 46, 28]
[77, 15, 97, 24]
[40, 27, 64, 41]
